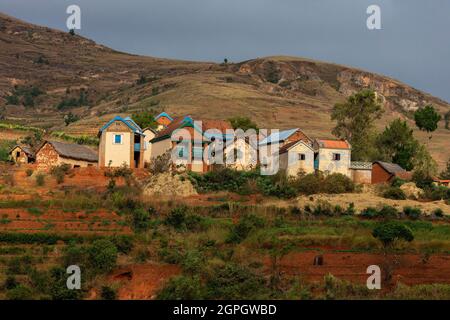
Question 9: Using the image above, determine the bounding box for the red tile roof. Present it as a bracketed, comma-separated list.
[316, 139, 351, 149]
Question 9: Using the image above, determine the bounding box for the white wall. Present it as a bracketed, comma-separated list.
[318, 148, 351, 177]
[104, 132, 131, 167]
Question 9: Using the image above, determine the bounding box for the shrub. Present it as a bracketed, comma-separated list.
[295, 172, 322, 195]
[148, 151, 172, 174]
[87, 239, 118, 274]
[432, 208, 444, 218]
[226, 214, 265, 244]
[165, 206, 188, 230]
[157, 275, 205, 300]
[3, 276, 18, 290]
[49, 267, 84, 300]
[132, 208, 151, 232]
[35, 173, 45, 186]
[372, 221, 414, 248]
[110, 235, 134, 254]
[6, 284, 33, 300]
[205, 263, 268, 299]
[100, 286, 117, 300]
[413, 171, 434, 189]
[360, 207, 379, 219]
[378, 205, 400, 219]
[25, 169, 33, 177]
[383, 187, 406, 200]
[322, 173, 355, 194]
[403, 206, 422, 220]
[50, 164, 71, 183]
[391, 177, 406, 188]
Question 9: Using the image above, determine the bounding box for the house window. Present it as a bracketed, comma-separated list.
[333, 153, 341, 161]
[298, 153, 305, 161]
[114, 134, 122, 144]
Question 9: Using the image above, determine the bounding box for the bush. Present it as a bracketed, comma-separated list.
[100, 286, 117, 300]
[205, 263, 268, 299]
[132, 208, 152, 232]
[383, 187, 406, 200]
[226, 214, 265, 244]
[360, 207, 379, 219]
[372, 221, 414, 248]
[378, 205, 400, 219]
[35, 173, 45, 186]
[403, 207, 422, 220]
[3, 276, 18, 290]
[6, 284, 33, 300]
[165, 206, 188, 230]
[322, 173, 355, 194]
[25, 169, 34, 177]
[157, 275, 205, 300]
[294, 172, 322, 195]
[432, 208, 444, 218]
[50, 164, 71, 184]
[87, 239, 118, 274]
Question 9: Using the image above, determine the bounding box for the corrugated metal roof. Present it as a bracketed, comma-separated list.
[350, 161, 372, 170]
[374, 161, 405, 174]
[259, 128, 299, 146]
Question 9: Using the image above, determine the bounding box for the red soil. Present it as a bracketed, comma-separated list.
[269, 250, 450, 287]
[107, 263, 180, 300]
[0, 208, 131, 235]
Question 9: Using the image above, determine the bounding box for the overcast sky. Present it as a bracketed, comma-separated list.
[1, 0, 449, 102]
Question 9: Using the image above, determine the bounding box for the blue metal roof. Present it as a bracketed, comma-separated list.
[259, 128, 299, 146]
[155, 112, 173, 121]
[99, 116, 143, 135]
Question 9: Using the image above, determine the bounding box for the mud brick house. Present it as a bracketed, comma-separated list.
[9, 145, 35, 164]
[35, 140, 98, 170]
[350, 162, 372, 184]
[98, 116, 146, 168]
[371, 161, 411, 184]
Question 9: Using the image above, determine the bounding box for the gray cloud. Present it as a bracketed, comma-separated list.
[1, 0, 449, 102]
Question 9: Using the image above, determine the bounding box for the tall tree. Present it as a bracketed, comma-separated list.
[440, 158, 450, 180]
[331, 89, 384, 161]
[132, 111, 158, 129]
[376, 119, 419, 171]
[228, 116, 258, 132]
[414, 105, 441, 139]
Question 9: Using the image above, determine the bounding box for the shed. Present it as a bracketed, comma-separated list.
[9, 145, 35, 164]
[350, 162, 372, 184]
[36, 140, 98, 170]
[371, 161, 410, 184]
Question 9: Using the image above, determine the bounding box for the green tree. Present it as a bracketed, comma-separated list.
[64, 112, 80, 126]
[131, 111, 158, 129]
[87, 239, 118, 274]
[412, 144, 438, 180]
[331, 89, 384, 161]
[376, 119, 419, 171]
[372, 221, 414, 249]
[444, 111, 450, 130]
[228, 116, 258, 132]
[414, 105, 441, 139]
[439, 158, 450, 180]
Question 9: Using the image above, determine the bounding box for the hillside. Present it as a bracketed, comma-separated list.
[0, 12, 449, 167]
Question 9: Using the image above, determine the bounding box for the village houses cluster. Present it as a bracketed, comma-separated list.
[9, 112, 411, 184]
